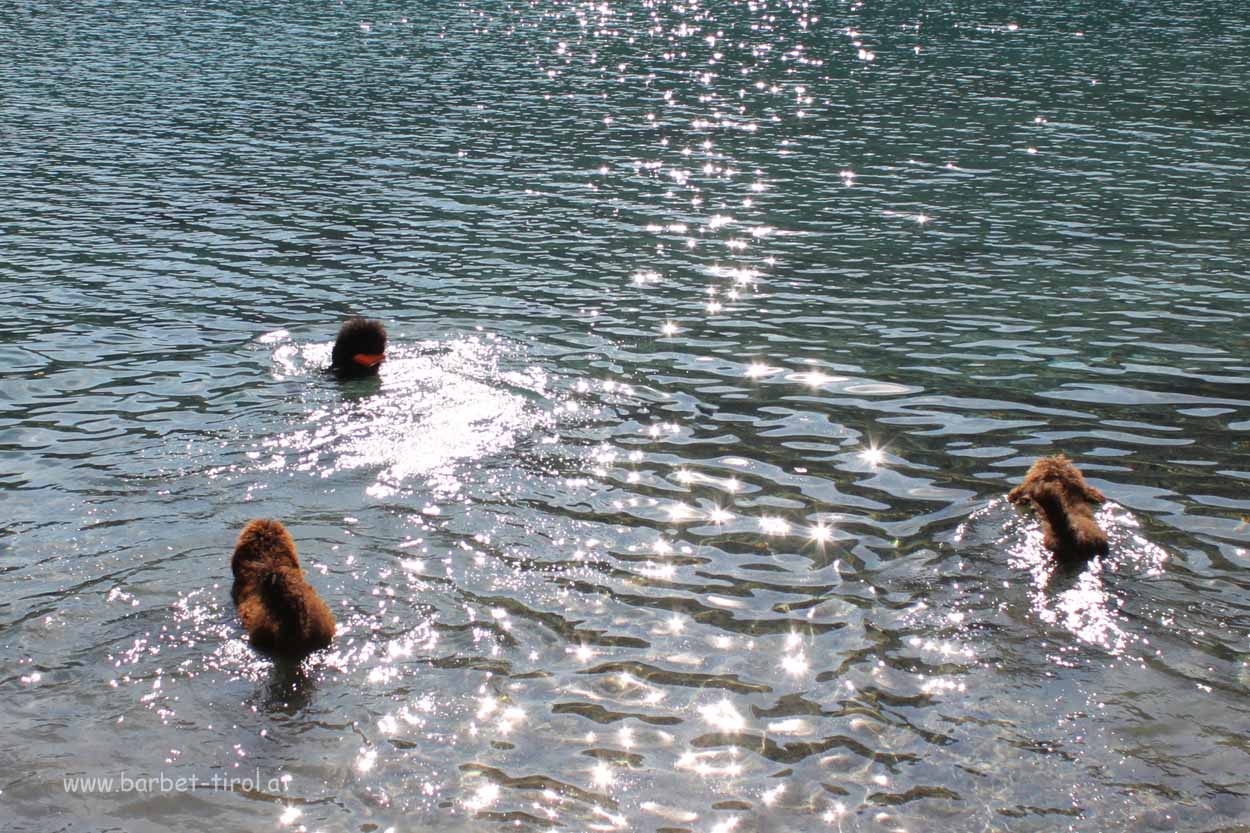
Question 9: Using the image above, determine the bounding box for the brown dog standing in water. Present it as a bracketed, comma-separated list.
[231, 520, 336, 656]
[1008, 455, 1109, 562]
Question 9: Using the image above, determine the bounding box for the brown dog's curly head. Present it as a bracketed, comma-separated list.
[1008, 455, 1108, 563]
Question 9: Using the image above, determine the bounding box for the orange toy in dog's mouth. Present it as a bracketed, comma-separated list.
[353, 352, 385, 368]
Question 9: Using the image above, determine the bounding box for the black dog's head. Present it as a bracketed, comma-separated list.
[330, 317, 387, 379]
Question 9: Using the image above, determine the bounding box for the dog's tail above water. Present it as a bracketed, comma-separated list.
[259, 567, 329, 648]
[1026, 479, 1109, 561]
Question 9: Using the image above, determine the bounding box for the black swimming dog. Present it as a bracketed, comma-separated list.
[330, 317, 387, 379]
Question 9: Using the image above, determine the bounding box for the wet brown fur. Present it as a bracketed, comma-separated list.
[1008, 455, 1108, 563]
[231, 520, 336, 656]
[330, 317, 387, 379]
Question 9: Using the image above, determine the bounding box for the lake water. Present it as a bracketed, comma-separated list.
[3, 0, 1250, 830]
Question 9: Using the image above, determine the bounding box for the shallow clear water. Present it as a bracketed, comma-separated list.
[3, 0, 1250, 830]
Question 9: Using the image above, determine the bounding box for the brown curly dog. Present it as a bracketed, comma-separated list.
[1007, 455, 1108, 562]
[231, 519, 336, 656]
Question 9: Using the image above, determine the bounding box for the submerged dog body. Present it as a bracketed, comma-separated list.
[330, 317, 387, 379]
[1008, 455, 1108, 562]
[231, 519, 336, 656]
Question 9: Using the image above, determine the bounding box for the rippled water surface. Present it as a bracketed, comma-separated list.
[4, 0, 1250, 830]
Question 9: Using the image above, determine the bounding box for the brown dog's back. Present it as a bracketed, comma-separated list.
[1008, 455, 1108, 562]
[231, 519, 336, 656]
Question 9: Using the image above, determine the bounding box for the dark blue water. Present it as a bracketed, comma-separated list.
[3, 0, 1250, 830]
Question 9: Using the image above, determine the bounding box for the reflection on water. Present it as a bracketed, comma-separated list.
[993, 500, 1171, 655]
[259, 331, 555, 500]
[3, 0, 1250, 830]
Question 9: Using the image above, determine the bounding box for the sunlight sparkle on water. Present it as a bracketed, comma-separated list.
[780, 651, 809, 675]
[759, 516, 790, 536]
[465, 782, 500, 812]
[767, 718, 810, 734]
[1036, 567, 1128, 654]
[642, 561, 677, 580]
[498, 706, 526, 735]
[641, 801, 698, 823]
[268, 339, 537, 499]
[666, 502, 694, 521]
[823, 802, 848, 823]
[676, 749, 743, 778]
[592, 761, 616, 788]
[921, 677, 967, 695]
[699, 698, 745, 732]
